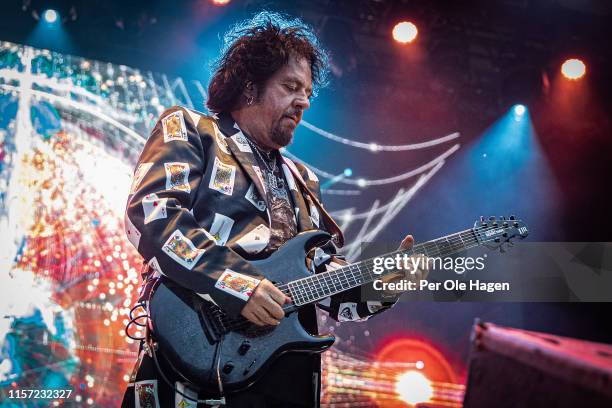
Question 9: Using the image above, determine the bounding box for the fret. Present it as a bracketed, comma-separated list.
[329, 272, 342, 292]
[324, 272, 337, 295]
[286, 227, 496, 307]
[340, 267, 354, 289]
[302, 278, 316, 302]
[288, 282, 304, 305]
[313, 275, 326, 299]
[297, 280, 311, 303]
[458, 233, 466, 250]
[344, 266, 356, 287]
[320, 272, 333, 296]
[351, 265, 363, 285]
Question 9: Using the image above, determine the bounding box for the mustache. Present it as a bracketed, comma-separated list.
[283, 110, 301, 121]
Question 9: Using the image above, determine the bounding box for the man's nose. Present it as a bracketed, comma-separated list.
[294, 93, 310, 111]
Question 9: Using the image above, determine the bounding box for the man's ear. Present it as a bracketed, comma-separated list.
[245, 81, 258, 99]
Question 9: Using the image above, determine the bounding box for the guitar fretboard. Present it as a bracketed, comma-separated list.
[285, 228, 483, 306]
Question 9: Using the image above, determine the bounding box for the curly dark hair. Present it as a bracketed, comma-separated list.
[206, 12, 330, 113]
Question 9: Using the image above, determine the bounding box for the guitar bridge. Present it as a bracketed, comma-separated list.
[197, 300, 228, 343]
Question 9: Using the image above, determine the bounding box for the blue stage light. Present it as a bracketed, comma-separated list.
[513, 104, 526, 116]
[43, 9, 58, 24]
[344, 168, 353, 177]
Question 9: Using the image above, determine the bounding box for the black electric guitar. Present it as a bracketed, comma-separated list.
[148, 216, 528, 392]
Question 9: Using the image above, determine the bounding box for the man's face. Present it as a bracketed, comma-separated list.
[251, 56, 312, 149]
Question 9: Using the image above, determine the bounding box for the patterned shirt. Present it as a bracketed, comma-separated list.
[248, 144, 297, 255]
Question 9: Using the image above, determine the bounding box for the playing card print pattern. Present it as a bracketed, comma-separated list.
[162, 110, 188, 143]
[162, 230, 205, 270]
[209, 157, 236, 196]
[134, 379, 160, 408]
[215, 269, 261, 301]
[164, 162, 190, 193]
[130, 162, 153, 194]
[125, 106, 393, 321]
[142, 193, 168, 224]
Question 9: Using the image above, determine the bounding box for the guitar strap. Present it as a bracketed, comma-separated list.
[281, 157, 345, 248]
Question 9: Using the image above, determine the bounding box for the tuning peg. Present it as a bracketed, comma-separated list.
[509, 215, 516, 220]
[480, 216, 485, 222]
[501, 216, 506, 220]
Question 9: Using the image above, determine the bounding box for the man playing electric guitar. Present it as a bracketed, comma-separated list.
[121, 12, 426, 408]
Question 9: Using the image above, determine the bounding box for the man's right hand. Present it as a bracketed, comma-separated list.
[241, 279, 291, 326]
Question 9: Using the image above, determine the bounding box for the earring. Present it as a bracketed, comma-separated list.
[246, 95, 254, 106]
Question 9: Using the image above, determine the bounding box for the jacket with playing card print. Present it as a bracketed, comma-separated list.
[124, 106, 398, 405]
[125, 105, 397, 323]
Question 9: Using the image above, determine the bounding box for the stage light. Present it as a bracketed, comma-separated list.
[43, 9, 58, 24]
[343, 168, 353, 177]
[395, 370, 433, 405]
[561, 58, 586, 80]
[211, 0, 231, 5]
[392, 21, 418, 44]
[513, 104, 526, 116]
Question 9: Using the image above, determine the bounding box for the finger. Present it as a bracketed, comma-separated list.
[244, 310, 266, 326]
[262, 296, 285, 320]
[268, 287, 289, 306]
[400, 235, 414, 250]
[254, 307, 280, 326]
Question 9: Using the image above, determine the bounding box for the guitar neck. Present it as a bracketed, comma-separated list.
[286, 228, 481, 306]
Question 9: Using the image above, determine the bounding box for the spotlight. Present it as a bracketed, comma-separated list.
[395, 370, 433, 405]
[43, 9, 58, 24]
[343, 168, 353, 177]
[392, 21, 418, 44]
[211, 0, 231, 5]
[513, 104, 526, 116]
[561, 58, 586, 80]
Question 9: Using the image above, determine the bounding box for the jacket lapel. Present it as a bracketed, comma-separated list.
[280, 158, 313, 232]
[216, 113, 268, 208]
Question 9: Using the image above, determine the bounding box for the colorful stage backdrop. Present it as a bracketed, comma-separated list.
[0, 41, 464, 407]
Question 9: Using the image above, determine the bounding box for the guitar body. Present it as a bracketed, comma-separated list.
[148, 230, 336, 392]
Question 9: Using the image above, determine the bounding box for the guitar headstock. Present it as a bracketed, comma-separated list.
[473, 215, 528, 251]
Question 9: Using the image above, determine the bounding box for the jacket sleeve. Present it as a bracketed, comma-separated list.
[125, 106, 263, 318]
[312, 246, 400, 322]
[297, 163, 400, 322]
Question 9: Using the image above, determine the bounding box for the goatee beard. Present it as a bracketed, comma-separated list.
[271, 123, 293, 147]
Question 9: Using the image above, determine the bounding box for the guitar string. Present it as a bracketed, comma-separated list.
[218, 223, 514, 332]
[273, 223, 506, 295]
[217, 223, 516, 331]
[215, 222, 518, 331]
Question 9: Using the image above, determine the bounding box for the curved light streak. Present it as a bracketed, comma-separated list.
[301, 119, 460, 151]
[283, 143, 459, 186]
